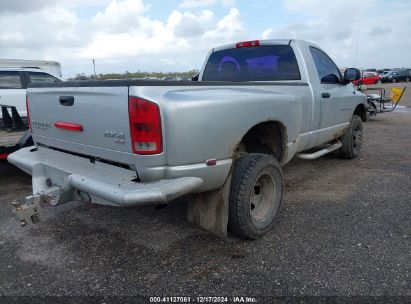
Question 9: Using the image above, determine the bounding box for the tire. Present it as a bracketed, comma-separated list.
[392, 78, 396, 83]
[406, 77, 410, 82]
[228, 153, 283, 239]
[339, 115, 363, 159]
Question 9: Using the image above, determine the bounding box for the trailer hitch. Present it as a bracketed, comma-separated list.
[12, 186, 61, 226]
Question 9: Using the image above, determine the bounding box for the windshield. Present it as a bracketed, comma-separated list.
[202, 45, 301, 81]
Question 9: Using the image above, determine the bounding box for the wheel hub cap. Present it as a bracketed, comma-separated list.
[250, 173, 276, 222]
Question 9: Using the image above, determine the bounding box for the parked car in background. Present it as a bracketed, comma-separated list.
[161, 76, 176, 81]
[353, 71, 379, 85]
[380, 69, 411, 83]
[0, 61, 62, 159]
[379, 69, 391, 73]
[0, 63, 62, 118]
[379, 70, 391, 79]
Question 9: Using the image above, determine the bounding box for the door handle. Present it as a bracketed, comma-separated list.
[322, 92, 331, 98]
[59, 96, 74, 106]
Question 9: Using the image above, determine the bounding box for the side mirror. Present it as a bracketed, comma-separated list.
[191, 73, 199, 81]
[343, 68, 361, 84]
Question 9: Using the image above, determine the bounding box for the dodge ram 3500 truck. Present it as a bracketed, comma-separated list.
[8, 39, 366, 238]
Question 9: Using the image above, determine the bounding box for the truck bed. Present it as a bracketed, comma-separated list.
[28, 79, 308, 88]
[26, 78, 311, 186]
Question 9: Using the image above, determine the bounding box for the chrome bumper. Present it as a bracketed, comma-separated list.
[8, 147, 203, 207]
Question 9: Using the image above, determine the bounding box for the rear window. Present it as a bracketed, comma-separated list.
[0, 71, 22, 89]
[202, 45, 301, 81]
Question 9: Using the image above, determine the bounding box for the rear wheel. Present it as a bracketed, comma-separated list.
[405, 77, 410, 82]
[340, 115, 363, 159]
[228, 153, 283, 239]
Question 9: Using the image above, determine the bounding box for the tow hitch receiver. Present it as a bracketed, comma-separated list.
[13, 196, 41, 226]
[12, 187, 61, 226]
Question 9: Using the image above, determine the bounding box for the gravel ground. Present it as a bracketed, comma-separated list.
[0, 83, 410, 302]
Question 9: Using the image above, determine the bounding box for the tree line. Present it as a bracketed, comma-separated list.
[68, 69, 199, 81]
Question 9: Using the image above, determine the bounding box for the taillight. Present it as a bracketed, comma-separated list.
[128, 96, 162, 155]
[236, 40, 260, 48]
[26, 94, 31, 132]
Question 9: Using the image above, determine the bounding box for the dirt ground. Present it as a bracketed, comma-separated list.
[0, 83, 410, 302]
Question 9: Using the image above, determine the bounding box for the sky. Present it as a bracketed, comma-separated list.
[0, 0, 410, 79]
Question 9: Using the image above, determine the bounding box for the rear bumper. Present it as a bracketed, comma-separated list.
[8, 147, 203, 207]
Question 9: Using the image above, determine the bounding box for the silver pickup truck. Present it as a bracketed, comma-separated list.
[8, 39, 366, 238]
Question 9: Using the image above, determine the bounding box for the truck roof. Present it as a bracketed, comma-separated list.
[212, 39, 311, 52]
[1, 67, 51, 72]
[0, 67, 62, 79]
[0, 59, 62, 77]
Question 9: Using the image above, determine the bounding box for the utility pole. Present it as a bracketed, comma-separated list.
[353, 35, 359, 68]
[93, 59, 97, 80]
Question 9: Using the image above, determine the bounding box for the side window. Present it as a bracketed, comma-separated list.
[0, 71, 22, 89]
[28, 72, 60, 84]
[309, 47, 341, 84]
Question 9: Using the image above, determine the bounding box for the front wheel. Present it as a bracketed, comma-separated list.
[405, 77, 410, 82]
[228, 153, 283, 239]
[392, 78, 397, 83]
[340, 115, 363, 159]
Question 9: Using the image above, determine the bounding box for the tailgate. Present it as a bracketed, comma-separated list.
[28, 86, 134, 163]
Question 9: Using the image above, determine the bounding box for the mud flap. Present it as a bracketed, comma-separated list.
[187, 172, 232, 237]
